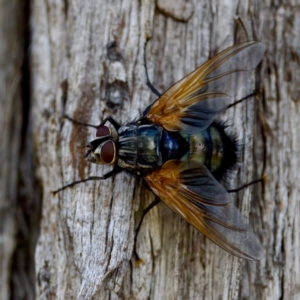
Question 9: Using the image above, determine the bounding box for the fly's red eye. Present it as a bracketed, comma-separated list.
[101, 141, 115, 164]
[96, 126, 110, 137]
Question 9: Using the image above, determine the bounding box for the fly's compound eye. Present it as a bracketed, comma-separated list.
[86, 126, 117, 165]
[100, 140, 116, 164]
[96, 126, 111, 137]
[86, 139, 116, 165]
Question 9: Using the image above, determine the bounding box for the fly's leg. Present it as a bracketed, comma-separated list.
[100, 116, 121, 131]
[52, 167, 121, 194]
[227, 92, 265, 193]
[63, 115, 121, 131]
[134, 175, 266, 262]
[227, 175, 266, 193]
[227, 92, 255, 109]
[63, 115, 98, 129]
[144, 39, 161, 98]
[134, 198, 160, 262]
[53, 115, 122, 194]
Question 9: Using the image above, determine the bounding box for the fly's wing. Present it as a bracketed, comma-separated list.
[145, 160, 263, 260]
[143, 42, 266, 134]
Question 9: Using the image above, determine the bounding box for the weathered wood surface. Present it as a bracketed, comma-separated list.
[29, 0, 300, 299]
[0, 0, 29, 299]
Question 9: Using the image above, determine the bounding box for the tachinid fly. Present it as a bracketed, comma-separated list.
[77, 41, 265, 260]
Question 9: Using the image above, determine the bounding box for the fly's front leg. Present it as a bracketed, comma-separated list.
[99, 116, 121, 131]
[63, 115, 98, 129]
[63, 115, 121, 131]
[52, 167, 121, 194]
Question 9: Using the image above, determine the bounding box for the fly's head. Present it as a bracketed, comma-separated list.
[85, 126, 117, 165]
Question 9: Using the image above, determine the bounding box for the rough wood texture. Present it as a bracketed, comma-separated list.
[0, 0, 26, 299]
[30, 0, 300, 299]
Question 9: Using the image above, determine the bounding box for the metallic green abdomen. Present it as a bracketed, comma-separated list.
[181, 122, 238, 180]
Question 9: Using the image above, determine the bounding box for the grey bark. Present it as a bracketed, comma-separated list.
[1, 0, 40, 299]
[0, 0, 28, 299]
[1, 0, 299, 299]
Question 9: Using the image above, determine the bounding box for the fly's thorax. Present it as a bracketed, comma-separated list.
[117, 123, 163, 173]
[85, 125, 117, 165]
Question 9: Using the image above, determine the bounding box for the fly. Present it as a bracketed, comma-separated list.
[58, 41, 266, 260]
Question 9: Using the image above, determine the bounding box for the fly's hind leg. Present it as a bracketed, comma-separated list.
[134, 198, 160, 263]
[227, 175, 267, 193]
[227, 92, 256, 109]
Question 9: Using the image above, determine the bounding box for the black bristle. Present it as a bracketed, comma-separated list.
[210, 120, 241, 181]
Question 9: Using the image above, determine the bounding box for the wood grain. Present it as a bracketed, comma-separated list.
[28, 0, 300, 299]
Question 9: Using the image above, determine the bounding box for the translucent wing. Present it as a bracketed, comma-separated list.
[145, 160, 263, 260]
[143, 42, 266, 134]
